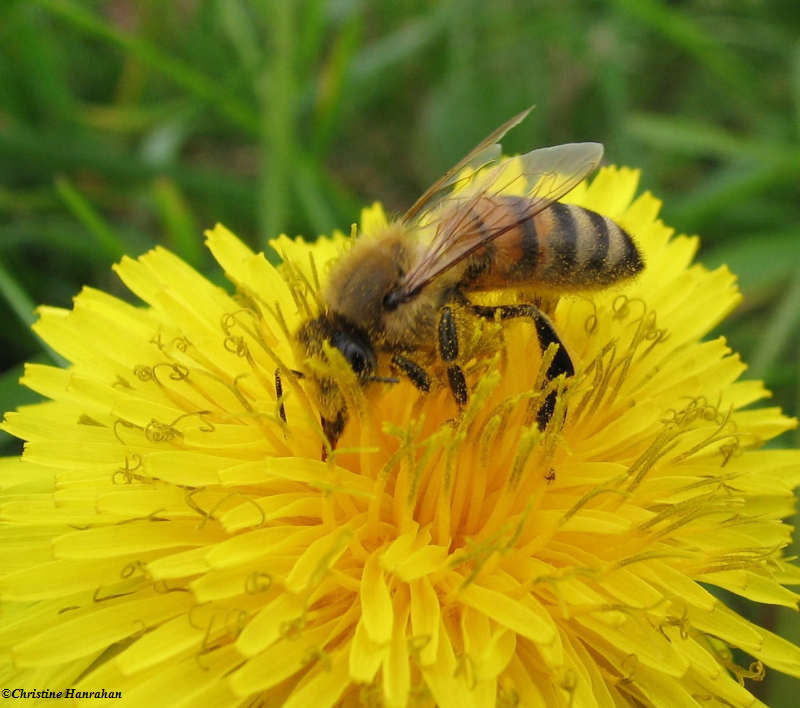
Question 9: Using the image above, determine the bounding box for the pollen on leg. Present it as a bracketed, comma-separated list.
[438, 306, 460, 362]
[392, 354, 431, 392]
[447, 364, 468, 406]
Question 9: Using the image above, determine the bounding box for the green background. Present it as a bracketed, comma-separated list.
[1, 0, 799, 700]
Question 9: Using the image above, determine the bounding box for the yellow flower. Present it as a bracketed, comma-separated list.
[2, 166, 800, 707]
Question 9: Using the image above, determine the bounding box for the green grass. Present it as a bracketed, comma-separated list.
[2, 0, 800, 701]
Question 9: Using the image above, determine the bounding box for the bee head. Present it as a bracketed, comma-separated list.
[296, 313, 377, 382]
[295, 314, 387, 455]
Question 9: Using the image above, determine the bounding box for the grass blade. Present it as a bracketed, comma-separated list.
[36, 0, 259, 133]
[0, 258, 68, 367]
[259, 0, 295, 245]
[749, 272, 800, 380]
[152, 177, 204, 267]
[54, 176, 127, 261]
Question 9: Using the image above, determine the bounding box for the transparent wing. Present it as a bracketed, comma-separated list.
[394, 142, 604, 301]
[402, 107, 533, 224]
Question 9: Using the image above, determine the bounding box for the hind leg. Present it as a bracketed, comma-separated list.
[392, 306, 468, 407]
[391, 354, 431, 393]
[438, 305, 468, 407]
[467, 302, 574, 429]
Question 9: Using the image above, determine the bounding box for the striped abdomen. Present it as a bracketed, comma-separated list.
[462, 196, 643, 291]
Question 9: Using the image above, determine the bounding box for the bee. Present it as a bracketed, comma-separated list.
[288, 108, 643, 451]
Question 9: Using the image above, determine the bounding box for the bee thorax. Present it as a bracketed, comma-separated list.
[324, 232, 409, 334]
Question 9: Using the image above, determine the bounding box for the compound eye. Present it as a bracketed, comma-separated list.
[343, 342, 367, 373]
[330, 336, 374, 377]
[329, 325, 375, 379]
[382, 291, 399, 311]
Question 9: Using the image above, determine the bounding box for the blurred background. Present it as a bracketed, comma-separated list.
[1, 0, 799, 698]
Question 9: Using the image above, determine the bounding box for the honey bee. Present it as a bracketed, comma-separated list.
[288, 108, 643, 451]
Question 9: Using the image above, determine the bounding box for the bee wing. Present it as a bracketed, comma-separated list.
[394, 142, 604, 300]
[402, 107, 533, 224]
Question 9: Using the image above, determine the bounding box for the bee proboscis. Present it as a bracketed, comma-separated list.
[288, 108, 643, 451]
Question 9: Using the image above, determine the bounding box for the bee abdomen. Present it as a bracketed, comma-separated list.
[461, 197, 643, 292]
[535, 203, 642, 288]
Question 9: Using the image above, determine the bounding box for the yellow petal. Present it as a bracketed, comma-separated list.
[458, 580, 555, 645]
[360, 550, 394, 644]
[13, 591, 192, 667]
[348, 617, 385, 682]
[382, 585, 411, 708]
[54, 520, 226, 559]
[409, 577, 440, 667]
[282, 648, 350, 708]
[235, 592, 306, 657]
[114, 614, 204, 674]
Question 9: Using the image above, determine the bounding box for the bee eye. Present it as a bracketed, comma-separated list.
[347, 347, 366, 373]
[382, 291, 399, 311]
[330, 331, 375, 378]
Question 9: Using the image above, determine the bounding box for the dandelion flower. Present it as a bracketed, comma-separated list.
[2, 166, 800, 707]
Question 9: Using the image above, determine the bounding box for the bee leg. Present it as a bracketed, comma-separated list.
[321, 409, 347, 461]
[274, 368, 287, 424]
[439, 306, 468, 407]
[468, 303, 574, 429]
[391, 354, 431, 392]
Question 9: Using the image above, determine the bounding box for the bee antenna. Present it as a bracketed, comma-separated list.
[368, 375, 399, 385]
